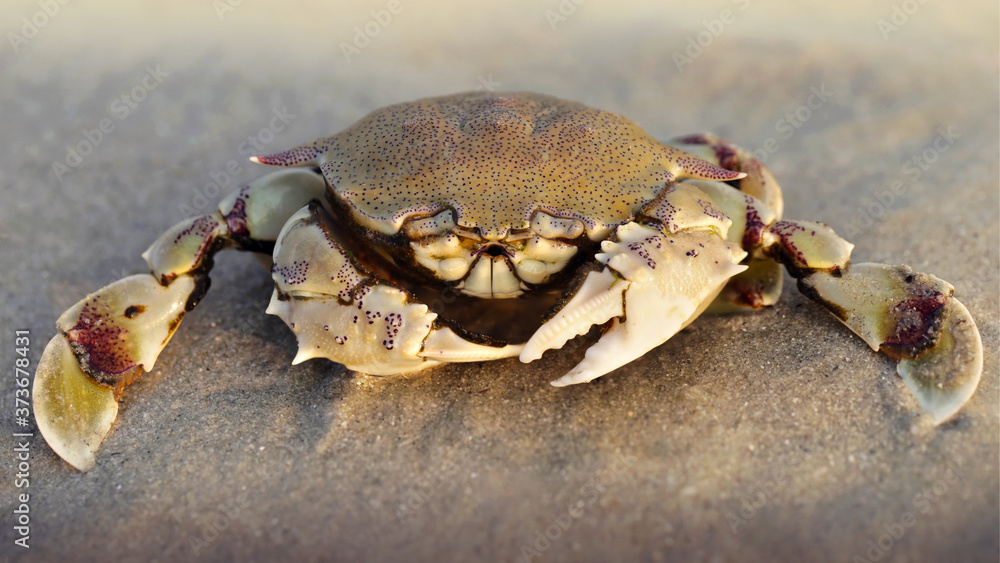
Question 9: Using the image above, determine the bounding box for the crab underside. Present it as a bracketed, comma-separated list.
[33, 92, 983, 471]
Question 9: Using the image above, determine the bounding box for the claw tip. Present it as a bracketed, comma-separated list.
[34, 334, 119, 472]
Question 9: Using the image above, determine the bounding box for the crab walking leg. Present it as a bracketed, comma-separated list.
[521, 184, 749, 386]
[266, 203, 522, 376]
[34, 275, 198, 471]
[33, 168, 328, 470]
[669, 133, 783, 217]
[670, 134, 788, 311]
[758, 220, 983, 423]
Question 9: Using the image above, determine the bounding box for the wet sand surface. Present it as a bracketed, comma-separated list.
[1, 1, 997, 561]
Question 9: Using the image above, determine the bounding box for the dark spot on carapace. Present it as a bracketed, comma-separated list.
[124, 305, 145, 319]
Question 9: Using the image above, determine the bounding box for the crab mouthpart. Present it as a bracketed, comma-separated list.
[458, 252, 525, 298]
[482, 243, 510, 258]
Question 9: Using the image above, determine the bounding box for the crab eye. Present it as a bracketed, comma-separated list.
[403, 209, 456, 239]
[504, 229, 534, 242]
[530, 212, 585, 240]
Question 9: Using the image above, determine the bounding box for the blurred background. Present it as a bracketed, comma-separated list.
[1, 1, 997, 561]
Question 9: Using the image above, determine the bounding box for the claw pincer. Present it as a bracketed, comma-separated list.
[266, 202, 522, 375]
[522, 184, 749, 386]
[34, 274, 199, 470]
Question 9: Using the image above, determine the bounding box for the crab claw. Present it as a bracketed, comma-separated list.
[267, 203, 522, 376]
[522, 217, 747, 386]
[420, 326, 524, 362]
[522, 185, 750, 385]
[33, 274, 200, 470]
[33, 334, 118, 471]
[800, 263, 983, 423]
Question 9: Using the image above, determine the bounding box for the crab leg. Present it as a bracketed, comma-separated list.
[757, 219, 983, 423]
[693, 176, 981, 423]
[266, 202, 523, 376]
[34, 168, 327, 470]
[669, 133, 783, 216]
[670, 133, 787, 312]
[670, 137, 982, 420]
[520, 184, 748, 386]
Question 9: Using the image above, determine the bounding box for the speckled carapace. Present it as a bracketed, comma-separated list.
[255, 92, 737, 238]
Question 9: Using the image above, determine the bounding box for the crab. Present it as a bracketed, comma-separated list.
[34, 92, 983, 471]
